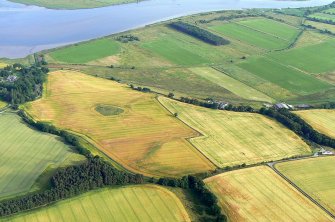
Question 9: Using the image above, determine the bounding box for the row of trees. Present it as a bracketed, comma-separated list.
[0, 157, 144, 217]
[0, 64, 49, 104]
[169, 21, 230, 46]
[156, 176, 227, 222]
[259, 108, 335, 148]
[179, 97, 254, 112]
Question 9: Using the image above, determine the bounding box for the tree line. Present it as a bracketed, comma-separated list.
[156, 176, 227, 222]
[0, 64, 49, 104]
[169, 21, 230, 46]
[259, 108, 335, 148]
[0, 157, 144, 217]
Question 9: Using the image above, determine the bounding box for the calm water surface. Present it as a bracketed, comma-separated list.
[0, 0, 333, 58]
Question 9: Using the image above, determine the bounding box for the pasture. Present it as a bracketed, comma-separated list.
[3, 185, 190, 222]
[189, 67, 274, 102]
[24, 71, 215, 177]
[276, 157, 335, 215]
[159, 97, 311, 168]
[204, 166, 333, 222]
[141, 37, 210, 66]
[238, 18, 300, 41]
[0, 112, 83, 199]
[238, 57, 333, 95]
[269, 39, 335, 74]
[309, 13, 335, 23]
[209, 18, 297, 50]
[294, 109, 335, 138]
[49, 39, 120, 64]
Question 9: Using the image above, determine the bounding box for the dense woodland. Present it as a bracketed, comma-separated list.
[0, 64, 48, 104]
[169, 21, 230, 46]
[260, 108, 335, 148]
[156, 177, 227, 222]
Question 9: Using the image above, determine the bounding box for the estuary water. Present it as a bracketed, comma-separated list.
[0, 0, 333, 58]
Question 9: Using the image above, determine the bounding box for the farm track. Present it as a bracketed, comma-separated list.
[267, 157, 335, 220]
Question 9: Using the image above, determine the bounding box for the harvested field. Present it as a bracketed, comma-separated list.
[276, 156, 335, 215]
[24, 71, 215, 177]
[159, 97, 311, 168]
[295, 109, 335, 138]
[205, 166, 333, 222]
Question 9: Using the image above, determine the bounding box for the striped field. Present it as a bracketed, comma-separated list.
[276, 157, 335, 215]
[0, 112, 83, 199]
[3, 185, 190, 222]
[159, 97, 311, 167]
[189, 67, 274, 103]
[205, 166, 333, 222]
[294, 109, 335, 139]
[24, 71, 215, 177]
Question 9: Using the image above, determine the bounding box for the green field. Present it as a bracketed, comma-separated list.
[159, 97, 311, 168]
[0, 112, 84, 199]
[8, 0, 143, 9]
[209, 19, 296, 50]
[324, 8, 335, 14]
[3, 185, 190, 221]
[295, 109, 335, 138]
[269, 39, 335, 74]
[276, 157, 335, 215]
[189, 67, 274, 102]
[309, 13, 335, 23]
[50, 39, 120, 63]
[205, 166, 332, 222]
[142, 37, 210, 66]
[238, 57, 333, 95]
[238, 18, 300, 41]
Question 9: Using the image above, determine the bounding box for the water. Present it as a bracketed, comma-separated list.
[0, 0, 333, 58]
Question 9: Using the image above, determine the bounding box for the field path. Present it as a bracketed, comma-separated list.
[267, 158, 335, 220]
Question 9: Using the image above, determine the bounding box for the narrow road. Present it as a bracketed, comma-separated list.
[267, 159, 335, 220]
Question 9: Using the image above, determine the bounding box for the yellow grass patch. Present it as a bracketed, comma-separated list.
[0, 63, 7, 68]
[295, 109, 335, 139]
[24, 71, 214, 177]
[205, 166, 332, 222]
[159, 97, 311, 167]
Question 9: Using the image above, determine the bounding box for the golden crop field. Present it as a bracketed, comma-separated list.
[295, 109, 335, 138]
[24, 71, 214, 177]
[276, 156, 335, 215]
[4, 185, 190, 222]
[0, 63, 7, 68]
[159, 97, 311, 167]
[204, 166, 332, 222]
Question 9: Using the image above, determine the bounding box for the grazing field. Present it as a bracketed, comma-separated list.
[238, 57, 333, 95]
[49, 39, 120, 64]
[141, 37, 210, 66]
[24, 71, 214, 177]
[0, 112, 83, 199]
[209, 18, 297, 50]
[305, 20, 335, 34]
[189, 67, 274, 102]
[276, 157, 335, 215]
[8, 0, 143, 9]
[238, 18, 300, 41]
[269, 39, 335, 74]
[4, 185, 190, 222]
[159, 97, 310, 167]
[309, 13, 335, 23]
[294, 109, 335, 138]
[204, 166, 333, 222]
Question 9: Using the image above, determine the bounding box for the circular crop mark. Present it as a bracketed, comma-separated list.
[95, 104, 124, 116]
